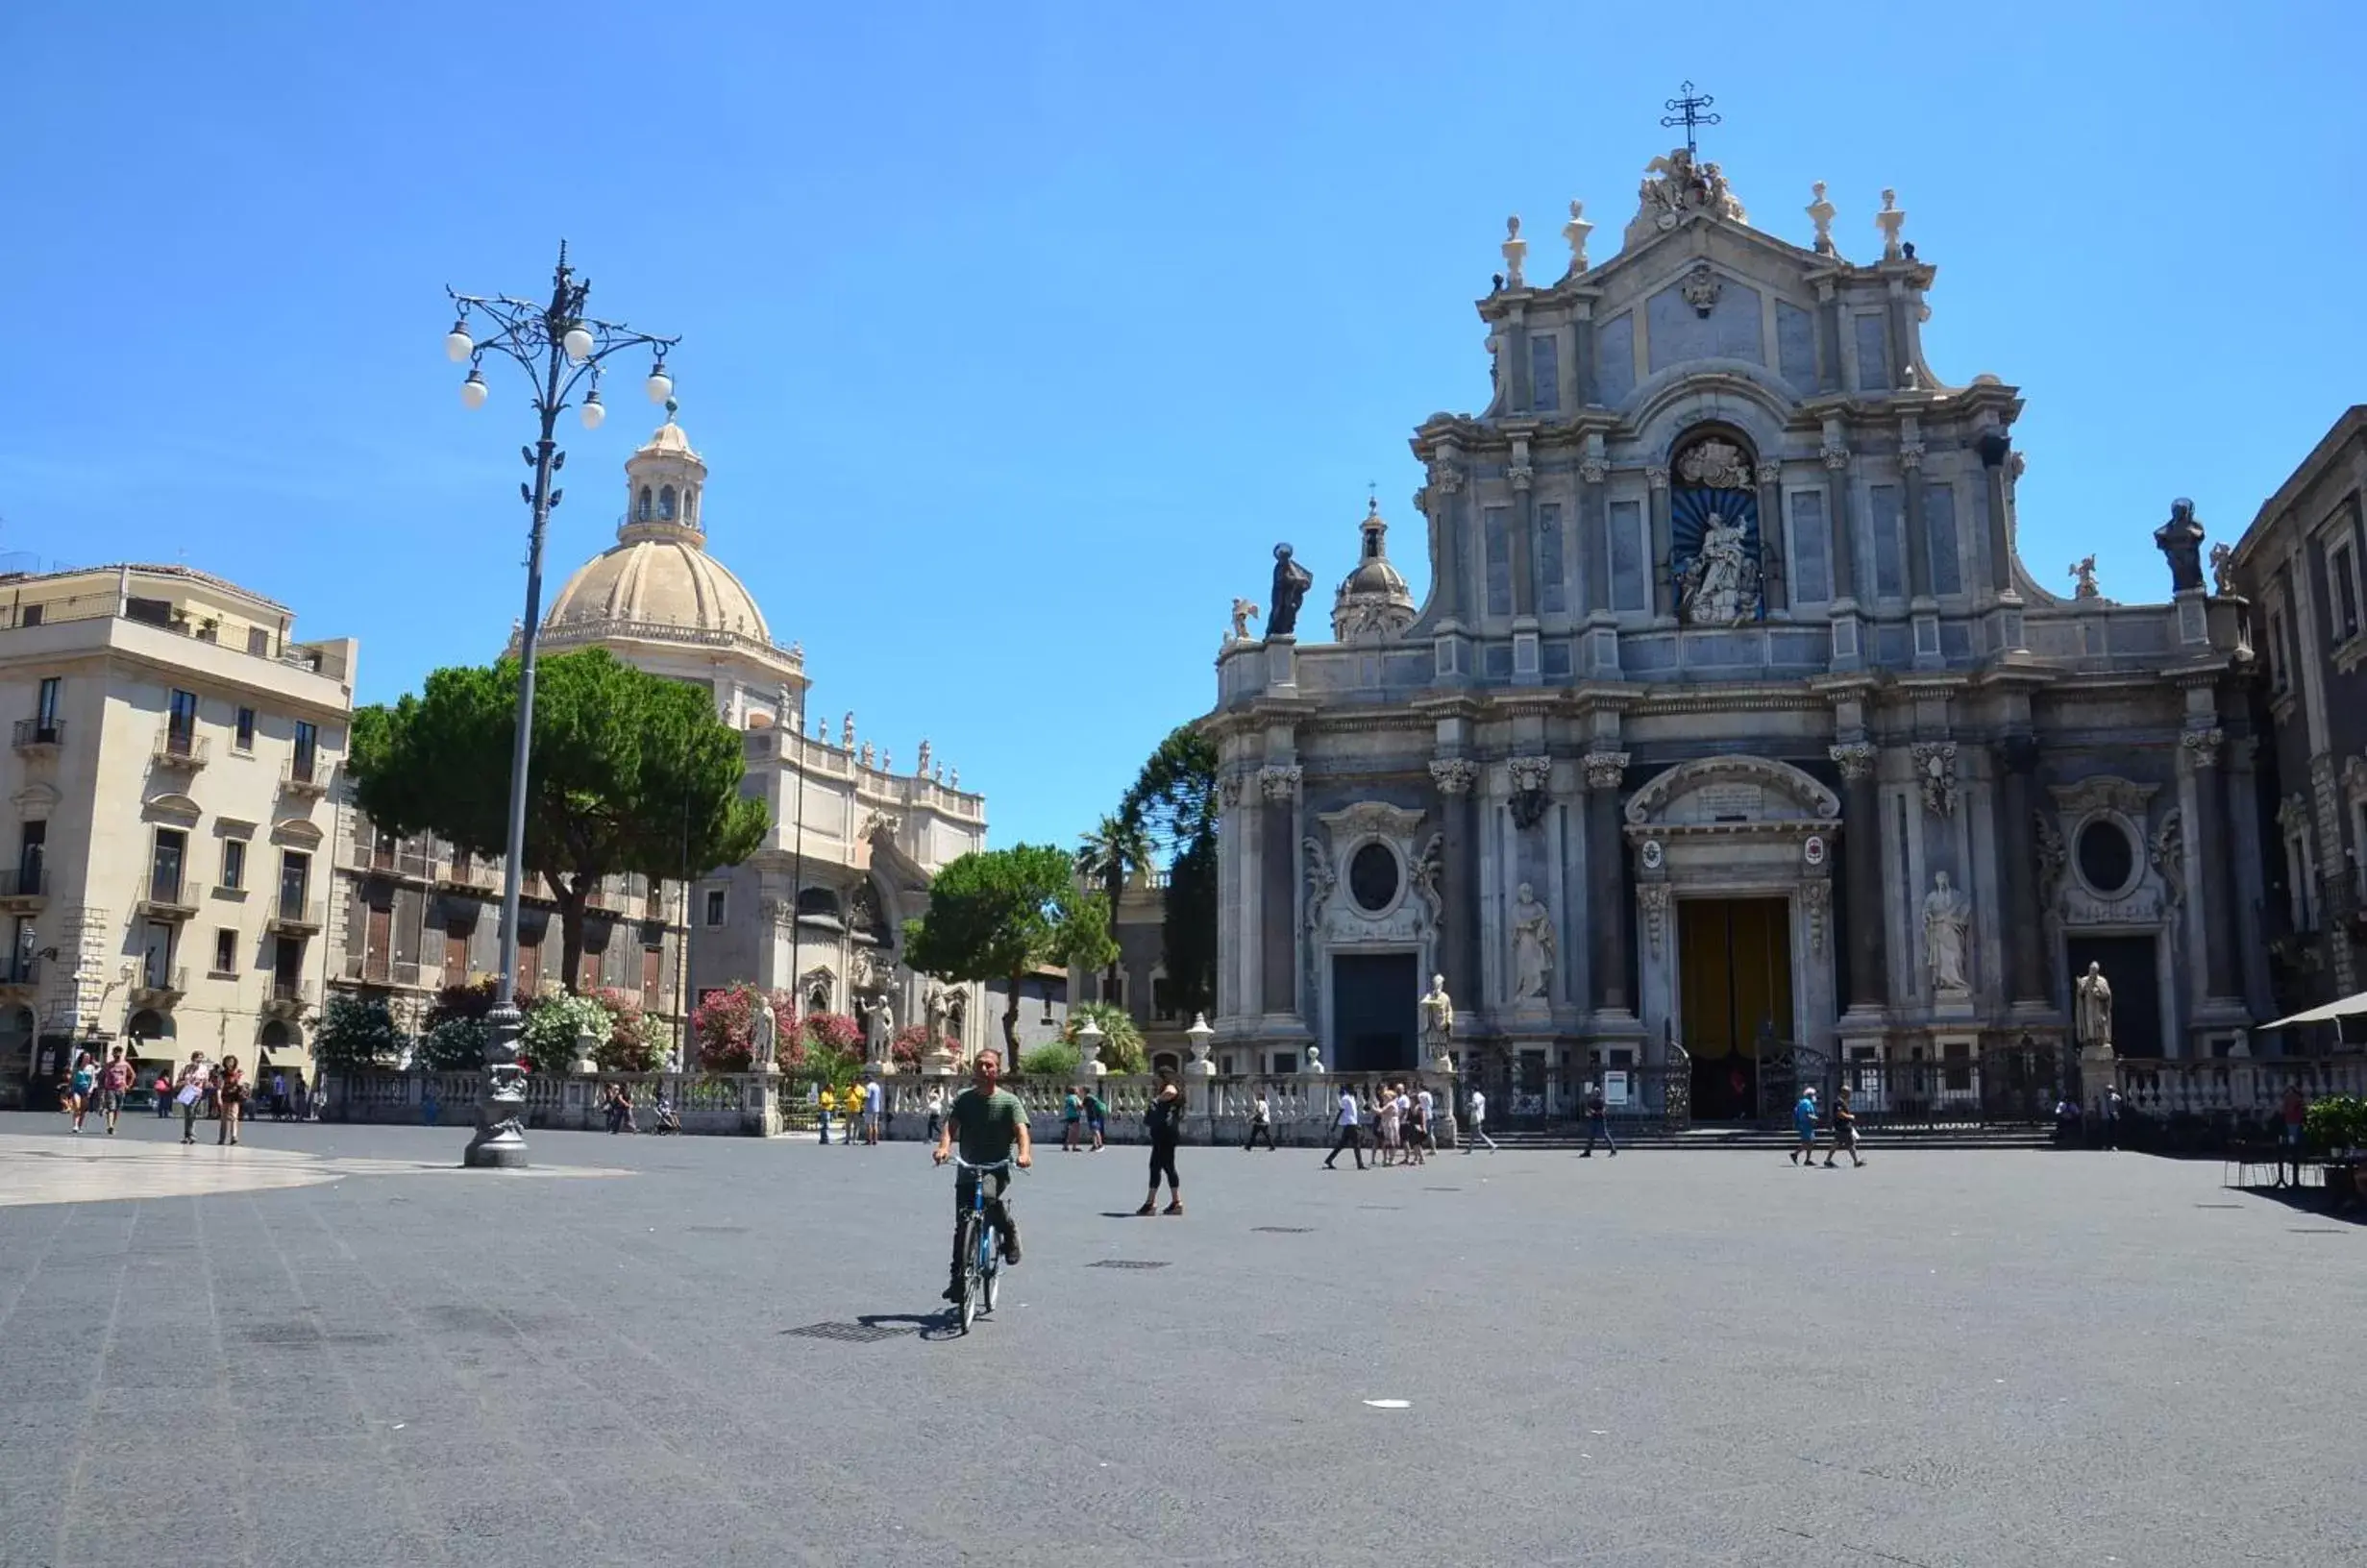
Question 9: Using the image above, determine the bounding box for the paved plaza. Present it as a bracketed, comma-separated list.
[0, 1112, 2357, 1568]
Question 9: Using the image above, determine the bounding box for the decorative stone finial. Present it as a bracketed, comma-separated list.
[1876, 188, 1907, 261]
[1807, 181, 1837, 255]
[1501, 215, 1527, 289]
[1561, 200, 1591, 275]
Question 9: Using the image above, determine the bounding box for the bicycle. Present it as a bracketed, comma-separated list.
[949, 1155, 1016, 1334]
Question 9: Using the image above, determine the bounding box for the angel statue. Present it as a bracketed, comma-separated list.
[1228, 598, 1262, 643]
[1302, 837, 1335, 931]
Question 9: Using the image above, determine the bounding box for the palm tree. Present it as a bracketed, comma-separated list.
[1074, 812, 1152, 1014]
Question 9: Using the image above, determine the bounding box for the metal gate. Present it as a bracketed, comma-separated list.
[1755, 1024, 1831, 1125]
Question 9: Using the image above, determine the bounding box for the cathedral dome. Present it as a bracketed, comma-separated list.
[1332, 498, 1417, 643]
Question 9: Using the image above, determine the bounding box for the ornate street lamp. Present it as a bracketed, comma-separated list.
[443, 242, 679, 1168]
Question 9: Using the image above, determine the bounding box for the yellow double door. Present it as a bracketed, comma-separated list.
[1677, 896, 1793, 1119]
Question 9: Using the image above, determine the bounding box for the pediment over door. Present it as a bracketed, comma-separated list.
[1625, 756, 1840, 834]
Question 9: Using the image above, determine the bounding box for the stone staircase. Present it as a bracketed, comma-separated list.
[1476, 1122, 2056, 1152]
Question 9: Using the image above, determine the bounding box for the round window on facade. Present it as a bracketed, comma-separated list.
[2076, 818, 2136, 894]
[1348, 843, 1400, 913]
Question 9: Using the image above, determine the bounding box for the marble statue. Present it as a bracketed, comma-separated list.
[924, 983, 949, 1043]
[1268, 545, 1314, 637]
[860, 742, 875, 769]
[2074, 962, 2114, 1049]
[2209, 542, 2237, 597]
[916, 738, 931, 777]
[1680, 512, 1758, 625]
[2068, 556, 2102, 600]
[2155, 497, 2207, 593]
[1923, 871, 1971, 996]
[1511, 882, 1556, 1001]
[750, 991, 777, 1070]
[1229, 597, 1262, 643]
[861, 993, 896, 1062]
[1418, 973, 1454, 1052]
[841, 712, 855, 748]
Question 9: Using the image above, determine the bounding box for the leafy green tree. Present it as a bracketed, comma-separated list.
[1017, 1041, 1081, 1079]
[1120, 723, 1220, 1019]
[1074, 812, 1151, 1009]
[349, 649, 768, 995]
[903, 845, 1117, 1057]
[312, 993, 406, 1072]
[1062, 1000, 1147, 1074]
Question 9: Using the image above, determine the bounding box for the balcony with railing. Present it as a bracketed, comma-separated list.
[261, 976, 315, 1017]
[135, 874, 202, 919]
[11, 719, 62, 756]
[130, 966, 189, 1005]
[0, 867, 45, 910]
[154, 727, 210, 770]
[282, 754, 330, 797]
[341, 952, 423, 989]
[267, 894, 325, 936]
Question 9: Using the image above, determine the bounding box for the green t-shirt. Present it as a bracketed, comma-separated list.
[948, 1087, 1025, 1165]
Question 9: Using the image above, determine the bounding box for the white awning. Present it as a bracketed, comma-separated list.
[2256, 990, 2367, 1030]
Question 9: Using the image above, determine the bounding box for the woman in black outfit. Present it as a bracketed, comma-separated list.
[1136, 1070, 1185, 1216]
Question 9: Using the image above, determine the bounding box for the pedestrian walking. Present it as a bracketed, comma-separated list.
[154, 1068, 175, 1117]
[1137, 1071, 1185, 1215]
[173, 1056, 208, 1140]
[1085, 1088, 1107, 1151]
[1465, 1087, 1497, 1152]
[1414, 1084, 1437, 1155]
[421, 1081, 440, 1126]
[2279, 1083, 2309, 1187]
[215, 1055, 248, 1146]
[1244, 1091, 1276, 1151]
[1823, 1085, 1864, 1167]
[64, 1049, 96, 1133]
[925, 1085, 946, 1143]
[1322, 1084, 1365, 1169]
[1402, 1085, 1427, 1166]
[1788, 1085, 1818, 1165]
[863, 1077, 884, 1145]
[97, 1047, 134, 1135]
[269, 1068, 290, 1121]
[1063, 1088, 1084, 1152]
[1581, 1082, 1617, 1157]
[1376, 1084, 1402, 1167]
[2100, 1086, 2124, 1151]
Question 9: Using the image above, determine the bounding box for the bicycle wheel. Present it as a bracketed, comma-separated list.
[955, 1214, 980, 1334]
[982, 1242, 1001, 1313]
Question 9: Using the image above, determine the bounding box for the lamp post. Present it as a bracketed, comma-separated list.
[443, 241, 679, 1169]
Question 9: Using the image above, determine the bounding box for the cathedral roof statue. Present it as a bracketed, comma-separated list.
[1332, 498, 1417, 644]
[1621, 146, 1750, 253]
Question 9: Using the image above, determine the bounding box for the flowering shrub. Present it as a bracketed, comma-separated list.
[426, 978, 499, 1028]
[801, 1011, 862, 1054]
[891, 1023, 934, 1069]
[587, 986, 665, 1072]
[413, 1016, 489, 1072]
[314, 994, 405, 1070]
[694, 983, 759, 1071]
[521, 992, 616, 1069]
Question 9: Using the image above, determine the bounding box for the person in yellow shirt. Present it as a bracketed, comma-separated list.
[817, 1086, 838, 1145]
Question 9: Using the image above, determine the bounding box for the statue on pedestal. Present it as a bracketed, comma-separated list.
[1511, 883, 1556, 1002]
[2074, 962, 2114, 1051]
[1923, 872, 1971, 996]
[861, 993, 896, 1066]
[1268, 544, 1314, 637]
[751, 991, 778, 1072]
[1418, 974, 1455, 1065]
[2155, 497, 2207, 593]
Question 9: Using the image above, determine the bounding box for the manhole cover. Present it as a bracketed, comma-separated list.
[1088, 1260, 1171, 1270]
[1252, 1226, 1314, 1234]
[784, 1321, 916, 1343]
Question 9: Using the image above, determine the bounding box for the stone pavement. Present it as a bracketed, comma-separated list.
[0, 1111, 2356, 1568]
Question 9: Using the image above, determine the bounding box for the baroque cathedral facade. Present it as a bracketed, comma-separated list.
[1206, 147, 2264, 1116]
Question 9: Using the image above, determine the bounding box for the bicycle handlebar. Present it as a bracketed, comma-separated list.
[949, 1156, 1017, 1173]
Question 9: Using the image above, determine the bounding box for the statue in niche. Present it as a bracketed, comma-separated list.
[1679, 512, 1758, 625]
[2074, 962, 2114, 1050]
[1510, 882, 1556, 1002]
[1268, 545, 1314, 637]
[1418, 974, 1454, 1055]
[1922, 872, 1971, 996]
[2154, 498, 2207, 593]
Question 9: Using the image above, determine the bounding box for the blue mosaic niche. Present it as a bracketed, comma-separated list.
[1669, 484, 1765, 624]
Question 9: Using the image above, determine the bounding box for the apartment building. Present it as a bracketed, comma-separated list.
[0, 564, 354, 1106]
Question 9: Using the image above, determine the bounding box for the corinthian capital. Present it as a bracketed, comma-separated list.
[2181, 727, 2225, 770]
[1755, 461, 1783, 486]
[1258, 765, 1302, 800]
[1644, 465, 1671, 491]
[1829, 741, 1879, 782]
[1506, 464, 1535, 492]
[1578, 457, 1608, 484]
[1427, 459, 1465, 495]
[1582, 750, 1631, 791]
[1820, 445, 1851, 471]
[1897, 442, 1926, 472]
[1428, 757, 1478, 796]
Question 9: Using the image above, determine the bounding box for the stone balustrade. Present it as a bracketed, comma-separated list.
[2112, 1056, 2367, 1118]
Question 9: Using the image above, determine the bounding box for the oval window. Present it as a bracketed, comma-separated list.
[1348, 843, 1400, 912]
[2076, 819, 2135, 894]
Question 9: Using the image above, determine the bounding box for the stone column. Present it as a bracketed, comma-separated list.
[1996, 735, 2048, 1006]
[1430, 759, 1480, 1014]
[1822, 446, 1858, 601]
[1832, 742, 1887, 1011]
[1646, 465, 1673, 619]
[1216, 775, 1245, 1018]
[1585, 751, 1633, 1014]
[1814, 282, 1842, 393]
[1258, 766, 1300, 1017]
[1425, 454, 1467, 625]
[1570, 303, 1597, 406]
[1509, 459, 1538, 619]
[2182, 726, 2240, 1002]
[1756, 460, 1788, 614]
[1976, 433, 2015, 594]
[1901, 439, 1933, 600]
[1579, 457, 1610, 616]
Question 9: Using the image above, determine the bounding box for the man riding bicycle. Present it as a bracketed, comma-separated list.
[932, 1047, 1032, 1302]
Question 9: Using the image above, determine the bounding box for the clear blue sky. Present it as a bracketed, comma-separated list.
[3, 2, 2361, 854]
